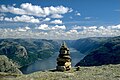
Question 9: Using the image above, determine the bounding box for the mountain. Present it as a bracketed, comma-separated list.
[76, 36, 120, 66]
[0, 39, 61, 69]
[0, 36, 117, 74]
[0, 55, 22, 74]
[71, 37, 109, 55]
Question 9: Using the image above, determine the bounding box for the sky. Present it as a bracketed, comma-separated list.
[0, 0, 120, 40]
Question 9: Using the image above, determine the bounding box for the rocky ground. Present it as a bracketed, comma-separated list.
[0, 64, 120, 80]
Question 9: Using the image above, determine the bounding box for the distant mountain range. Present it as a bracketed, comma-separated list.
[70, 37, 109, 55]
[76, 36, 120, 66]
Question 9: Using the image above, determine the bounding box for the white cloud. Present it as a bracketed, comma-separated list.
[50, 19, 63, 24]
[49, 5, 71, 14]
[17, 27, 30, 32]
[1, 15, 40, 23]
[0, 3, 72, 17]
[35, 24, 49, 30]
[108, 24, 120, 29]
[13, 15, 40, 23]
[0, 24, 120, 40]
[67, 29, 78, 34]
[20, 3, 46, 17]
[4, 17, 13, 21]
[3, 15, 40, 23]
[69, 8, 73, 12]
[35, 24, 66, 30]
[13, 4, 16, 6]
[51, 25, 66, 30]
[70, 24, 120, 39]
[72, 26, 82, 30]
[0, 5, 26, 15]
[76, 12, 81, 16]
[98, 26, 105, 30]
[51, 14, 63, 18]
[17, 28, 27, 32]
[0, 16, 4, 21]
[25, 26, 31, 30]
[73, 25, 97, 30]
[87, 26, 97, 29]
[43, 18, 51, 21]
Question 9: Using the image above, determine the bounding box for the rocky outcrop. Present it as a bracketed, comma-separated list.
[56, 42, 71, 71]
[0, 40, 29, 68]
[0, 55, 22, 74]
[15, 46, 27, 57]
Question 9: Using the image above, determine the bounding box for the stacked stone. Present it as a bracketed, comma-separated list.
[56, 42, 71, 71]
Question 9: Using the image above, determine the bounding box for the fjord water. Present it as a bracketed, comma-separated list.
[22, 48, 85, 74]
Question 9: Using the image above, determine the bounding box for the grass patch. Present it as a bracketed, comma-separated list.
[1, 64, 120, 80]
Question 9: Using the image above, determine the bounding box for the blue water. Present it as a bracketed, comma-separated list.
[22, 48, 85, 74]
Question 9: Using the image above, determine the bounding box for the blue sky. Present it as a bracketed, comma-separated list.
[0, 0, 120, 39]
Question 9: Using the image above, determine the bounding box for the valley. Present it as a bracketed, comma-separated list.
[0, 36, 120, 80]
[22, 48, 85, 74]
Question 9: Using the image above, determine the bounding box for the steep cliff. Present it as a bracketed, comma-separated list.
[76, 36, 120, 66]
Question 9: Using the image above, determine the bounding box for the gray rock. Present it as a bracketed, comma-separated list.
[56, 66, 66, 71]
[0, 55, 22, 74]
[56, 42, 71, 71]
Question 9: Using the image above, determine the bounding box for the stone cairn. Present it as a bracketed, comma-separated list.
[56, 42, 71, 71]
